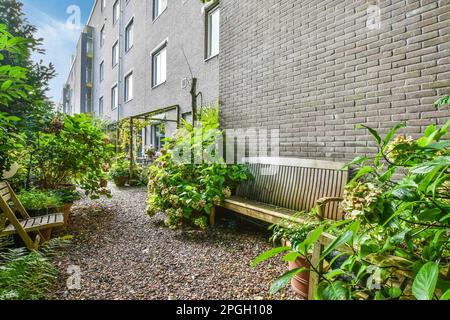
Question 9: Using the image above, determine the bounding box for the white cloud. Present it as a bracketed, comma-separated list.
[23, 3, 82, 104]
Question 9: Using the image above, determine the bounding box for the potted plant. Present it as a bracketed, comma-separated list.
[268, 211, 331, 299]
[109, 157, 131, 187]
[17, 189, 62, 217]
[53, 187, 81, 228]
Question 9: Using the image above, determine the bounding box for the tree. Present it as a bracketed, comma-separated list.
[0, 0, 56, 133]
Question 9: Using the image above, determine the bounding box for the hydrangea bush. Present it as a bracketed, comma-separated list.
[146, 107, 251, 229]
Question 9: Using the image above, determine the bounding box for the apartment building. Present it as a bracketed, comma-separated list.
[64, 0, 449, 163]
[63, 0, 220, 149]
[62, 26, 94, 115]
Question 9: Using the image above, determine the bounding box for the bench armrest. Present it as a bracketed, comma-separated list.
[316, 197, 344, 220]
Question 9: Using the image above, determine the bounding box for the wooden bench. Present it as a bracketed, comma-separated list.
[212, 157, 349, 225]
[0, 181, 64, 250]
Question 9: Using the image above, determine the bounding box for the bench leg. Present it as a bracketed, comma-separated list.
[210, 206, 216, 226]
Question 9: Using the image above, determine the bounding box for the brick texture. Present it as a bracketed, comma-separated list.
[219, 0, 450, 162]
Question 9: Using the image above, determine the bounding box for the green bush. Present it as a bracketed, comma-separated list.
[17, 189, 62, 211]
[109, 156, 131, 181]
[31, 114, 115, 199]
[254, 96, 450, 300]
[147, 106, 252, 230]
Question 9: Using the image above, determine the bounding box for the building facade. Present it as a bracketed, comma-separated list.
[219, 0, 450, 162]
[63, 0, 220, 151]
[64, 0, 449, 162]
[62, 26, 94, 115]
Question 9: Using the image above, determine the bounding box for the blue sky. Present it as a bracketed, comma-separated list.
[21, 0, 95, 103]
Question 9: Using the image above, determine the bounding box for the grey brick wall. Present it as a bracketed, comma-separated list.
[219, 0, 450, 162]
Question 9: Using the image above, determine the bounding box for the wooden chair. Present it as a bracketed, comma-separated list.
[0, 181, 64, 250]
[212, 157, 348, 225]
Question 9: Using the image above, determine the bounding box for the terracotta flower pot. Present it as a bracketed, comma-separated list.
[114, 176, 128, 187]
[283, 239, 311, 300]
[100, 179, 108, 188]
[288, 256, 311, 300]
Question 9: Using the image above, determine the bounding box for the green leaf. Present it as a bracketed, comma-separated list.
[251, 246, 291, 267]
[269, 268, 306, 295]
[341, 156, 370, 170]
[440, 289, 450, 300]
[388, 287, 402, 299]
[351, 166, 374, 182]
[282, 251, 300, 262]
[434, 95, 450, 108]
[321, 231, 353, 260]
[320, 281, 350, 300]
[1, 80, 12, 91]
[382, 122, 406, 148]
[357, 125, 381, 145]
[412, 262, 439, 300]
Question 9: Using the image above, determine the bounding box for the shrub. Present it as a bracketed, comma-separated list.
[17, 189, 61, 211]
[254, 96, 450, 300]
[31, 114, 115, 199]
[147, 106, 251, 229]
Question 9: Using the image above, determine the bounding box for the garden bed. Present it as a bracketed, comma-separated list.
[48, 185, 298, 300]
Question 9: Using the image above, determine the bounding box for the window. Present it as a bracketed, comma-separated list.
[113, 0, 120, 24]
[152, 44, 166, 87]
[182, 112, 193, 125]
[100, 25, 105, 47]
[125, 19, 134, 52]
[112, 41, 119, 67]
[153, 0, 167, 20]
[124, 72, 133, 102]
[206, 5, 220, 58]
[153, 124, 165, 150]
[111, 85, 118, 110]
[99, 97, 104, 117]
[99, 61, 104, 82]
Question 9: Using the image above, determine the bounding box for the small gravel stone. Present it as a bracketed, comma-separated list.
[48, 185, 299, 300]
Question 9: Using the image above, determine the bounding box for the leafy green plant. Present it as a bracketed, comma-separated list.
[52, 187, 81, 205]
[147, 106, 251, 229]
[17, 189, 62, 211]
[31, 114, 115, 199]
[254, 96, 449, 300]
[109, 156, 131, 181]
[0, 236, 71, 300]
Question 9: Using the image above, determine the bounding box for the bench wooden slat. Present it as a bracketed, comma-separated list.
[220, 196, 305, 225]
[1, 192, 11, 203]
[0, 180, 65, 249]
[214, 157, 349, 225]
[1, 213, 65, 236]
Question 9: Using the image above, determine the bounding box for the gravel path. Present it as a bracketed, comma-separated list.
[49, 185, 299, 300]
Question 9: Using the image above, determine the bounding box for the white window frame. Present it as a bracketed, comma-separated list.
[151, 40, 167, 88]
[112, 40, 119, 67]
[153, 0, 168, 21]
[111, 84, 118, 110]
[100, 25, 105, 47]
[206, 4, 220, 59]
[113, 0, 120, 25]
[99, 96, 104, 117]
[100, 61, 104, 82]
[124, 71, 133, 102]
[125, 18, 134, 52]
